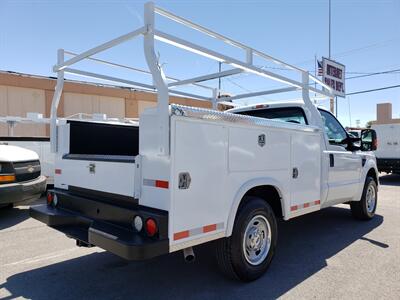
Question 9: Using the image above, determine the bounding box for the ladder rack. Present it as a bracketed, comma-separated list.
[50, 1, 334, 154]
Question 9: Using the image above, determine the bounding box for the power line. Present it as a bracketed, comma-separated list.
[257, 65, 400, 78]
[346, 68, 400, 80]
[295, 38, 400, 66]
[346, 84, 400, 96]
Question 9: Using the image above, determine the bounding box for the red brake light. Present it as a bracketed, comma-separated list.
[46, 192, 53, 205]
[145, 218, 158, 237]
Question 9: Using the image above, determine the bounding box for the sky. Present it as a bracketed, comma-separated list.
[0, 0, 399, 127]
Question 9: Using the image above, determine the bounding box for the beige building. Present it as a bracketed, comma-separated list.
[372, 103, 400, 125]
[0, 71, 211, 137]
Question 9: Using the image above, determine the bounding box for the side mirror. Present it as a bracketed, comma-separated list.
[360, 129, 377, 151]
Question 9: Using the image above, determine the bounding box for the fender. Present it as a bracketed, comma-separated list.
[352, 155, 379, 201]
[225, 177, 288, 237]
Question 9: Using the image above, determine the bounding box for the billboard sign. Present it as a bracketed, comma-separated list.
[322, 57, 345, 97]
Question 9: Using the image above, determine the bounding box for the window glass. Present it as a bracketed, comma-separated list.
[319, 109, 347, 144]
[237, 107, 308, 125]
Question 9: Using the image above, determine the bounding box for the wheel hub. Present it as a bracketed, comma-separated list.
[366, 183, 376, 213]
[243, 215, 271, 266]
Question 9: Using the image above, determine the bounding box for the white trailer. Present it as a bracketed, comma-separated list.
[371, 123, 400, 174]
[30, 2, 379, 281]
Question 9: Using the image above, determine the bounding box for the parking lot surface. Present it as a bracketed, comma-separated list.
[0, 174, 399, 300]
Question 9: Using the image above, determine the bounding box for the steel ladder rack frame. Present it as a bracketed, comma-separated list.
[50, 1, 334, 154]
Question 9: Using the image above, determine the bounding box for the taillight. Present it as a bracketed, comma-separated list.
[145, 218, 158, 237]
[47, 192, 59, 206]
[46, 192, 53, 205]
[133, 215, 143, 232]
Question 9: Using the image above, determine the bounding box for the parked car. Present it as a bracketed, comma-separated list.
[0, 137, 54, 187]
[0, 144, 46, 208]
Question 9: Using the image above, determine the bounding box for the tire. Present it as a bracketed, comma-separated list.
[0, 203, 13, 209]
[216, 196, 277, 282]
[350, 176, 377, 220]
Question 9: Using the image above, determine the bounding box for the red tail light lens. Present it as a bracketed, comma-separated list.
[46, 192, 53, 205]
[145, 218, 158, 237]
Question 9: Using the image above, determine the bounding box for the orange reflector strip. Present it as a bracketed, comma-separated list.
[203, 224, 217, 233]
[291, 200, 321, 212]
[55, 169, 62, 175]
[174, 230, 189, 241]
[155, 180, 169, 189]
[0, 174, 15, 182]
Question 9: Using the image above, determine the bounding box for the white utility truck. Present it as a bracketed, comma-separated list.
[371, 124, 400, 174]
[30, 2, 379, 281]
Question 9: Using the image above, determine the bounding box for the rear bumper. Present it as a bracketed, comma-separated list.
[377, 158, 400, 173]
[0, 175, 46, 205]
[29, 189, 169, 260]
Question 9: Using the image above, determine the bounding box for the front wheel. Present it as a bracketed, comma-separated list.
[215, 197, 277, 281]
[350, 176, 377, 220]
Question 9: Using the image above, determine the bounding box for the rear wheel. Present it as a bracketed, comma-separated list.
[0, 203, 13, 209]
[350, 177, 377, 220]
[216, 197, 277, 281]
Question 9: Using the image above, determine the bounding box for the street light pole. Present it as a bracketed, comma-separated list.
[328, 0, 336, 115]
[218, 61, 221, 97]
[329, 0, 331, 59]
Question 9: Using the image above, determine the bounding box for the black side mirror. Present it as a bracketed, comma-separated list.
[345, 135, 361, 151]
[360, 129, 377, 151]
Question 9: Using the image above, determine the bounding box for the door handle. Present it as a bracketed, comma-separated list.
[292, 168, 299, 179]
[329, 154, 334, 167]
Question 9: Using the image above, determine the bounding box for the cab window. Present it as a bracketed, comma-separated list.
[318, 109, 347, 144]
[237, 107, 308, 125]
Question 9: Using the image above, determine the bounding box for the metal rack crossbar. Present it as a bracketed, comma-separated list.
[50, 1, 334, 155]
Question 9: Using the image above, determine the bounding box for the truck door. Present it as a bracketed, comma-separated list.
[319, 109, 361, 204]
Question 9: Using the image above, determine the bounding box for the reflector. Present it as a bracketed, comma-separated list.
[46, 192, 53, 205]
[145, 218, 158, 237]
[0, 174, 15, 183]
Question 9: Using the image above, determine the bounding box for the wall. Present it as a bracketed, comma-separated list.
[0, 85, 46, 136]
[372, 103, 400, 125]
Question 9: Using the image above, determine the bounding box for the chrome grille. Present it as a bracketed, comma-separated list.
[13, 160, 41, 182]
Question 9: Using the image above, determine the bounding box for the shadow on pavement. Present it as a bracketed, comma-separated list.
[379, 173, 400, 186]
[2, 206, 385, 300]
[0, 198, 44, 230]
[0, 207, 30, 231]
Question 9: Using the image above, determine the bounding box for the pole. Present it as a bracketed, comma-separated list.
[314, 54, 317, 103]
[348, 97, 352, 127]
[335, 96, 338, 117]
[328, 0, 331, 59]
[218, 61, 222, 97]
[328, 0, 335, 114]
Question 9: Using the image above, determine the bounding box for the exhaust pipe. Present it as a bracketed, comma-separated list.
[183, 247, 195, 263]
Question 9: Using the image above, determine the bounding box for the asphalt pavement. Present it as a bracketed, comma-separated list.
[0, 173, 399, 299]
